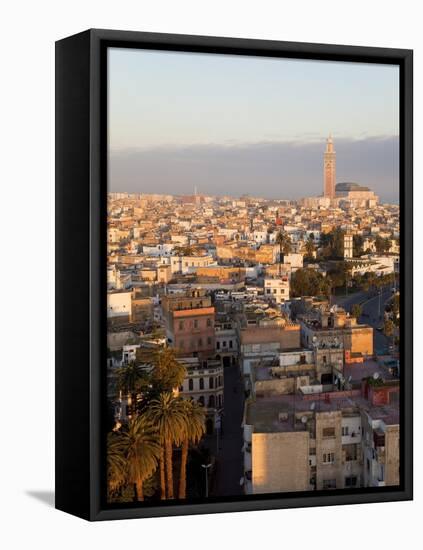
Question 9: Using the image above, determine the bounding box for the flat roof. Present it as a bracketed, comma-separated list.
[246, 391, 399, 433]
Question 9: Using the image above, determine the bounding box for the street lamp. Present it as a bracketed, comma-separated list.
[201, 463, 212, 498]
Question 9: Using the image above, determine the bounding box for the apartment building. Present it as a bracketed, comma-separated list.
[178, 356, 224, 433]
[299, 306, 374, 357]
[264, 276, 290, 304]
[162, 289, 216, 358]
[242, 378, 399, 494]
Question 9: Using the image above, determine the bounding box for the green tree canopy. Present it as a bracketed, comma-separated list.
[374, 235, 391, 254]
[353, 235, 364, 257]
[319, 228, 345, 259]
[290, 268, 330, 298]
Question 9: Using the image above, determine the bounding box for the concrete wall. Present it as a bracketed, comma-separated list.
[107, 291, 132, 319]
[240, 325, 301, 349]
[252, 432, 310, 493]
[385, 425, 400, 486]
[254, 376, 310, 397]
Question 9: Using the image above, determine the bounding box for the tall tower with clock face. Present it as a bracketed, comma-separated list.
[323, 135, 336, 199]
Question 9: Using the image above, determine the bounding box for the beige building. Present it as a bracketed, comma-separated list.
[242, 376, 399, 495]
[299, 306, 374, 357]
[107, 290, 132, 324]
[264, 276, 290, 304]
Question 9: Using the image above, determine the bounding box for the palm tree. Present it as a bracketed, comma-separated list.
[304, 234, 315, 259]
[147, 393, 186, 499]
[275, 230, 292, 274]
[121, 415, 161, 501]
[116, 361, 149, 416]
[107, 432, 127, 500]
[151, 347, 187, 393]
[178, 400, 206, 499]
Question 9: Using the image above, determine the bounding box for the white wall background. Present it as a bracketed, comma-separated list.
[0, 1, 420, 548]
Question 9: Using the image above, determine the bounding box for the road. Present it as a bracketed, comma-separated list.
[334, 288, 393, 353]
[213, 362, 244, 497]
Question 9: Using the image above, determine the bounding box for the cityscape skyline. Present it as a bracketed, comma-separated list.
[109, 134, 399, 203]
[108, 48, 399, 203]
[106, 47, 400, 504]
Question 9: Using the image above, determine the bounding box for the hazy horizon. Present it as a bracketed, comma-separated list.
[108, 48, 399, 203]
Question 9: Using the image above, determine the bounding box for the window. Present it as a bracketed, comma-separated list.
[188, 379, 193, 391]
[323, 479, 336, 489]
[342, 426, 349, 436]
[179, 321, 184, 330]
[198, 396, 204, 406]
[199, 378, 204, 390]
[266, 289, 271, 294]
[208, 395, 215, 408]
[223, 341, 227, 347]
[345, 444, 357, 461]
[198, 338, 203, 347]
[345, 476, 357, 488]
[179, 340, 184, 349]
[322, 452, 335, 464]
[229, 340, 233, 348]
[216, 341, 220, 349]
[209, 377, 214, 389]
[323, 355, 327, 364]
[207, 318, 212, 327]
[207, 337, 212, 345]
[322, 427, 336, 438]
[194, 319, 199, 329]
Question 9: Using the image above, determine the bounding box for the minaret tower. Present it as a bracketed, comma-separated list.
[323, 134, 336, 199]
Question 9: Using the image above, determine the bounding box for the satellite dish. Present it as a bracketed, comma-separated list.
[301, 416, 307, 424]
[373, 372, 380, 380]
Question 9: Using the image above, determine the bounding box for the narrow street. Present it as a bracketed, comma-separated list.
[214, 363, 244, 497]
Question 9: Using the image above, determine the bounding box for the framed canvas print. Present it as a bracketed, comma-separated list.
[55, 29, 413, 521]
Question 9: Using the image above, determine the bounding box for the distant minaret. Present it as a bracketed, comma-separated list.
[323, 135, 336, 199]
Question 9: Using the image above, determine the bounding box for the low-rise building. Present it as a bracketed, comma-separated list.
[299, 306, 373, 357]
[264, 276, 290, 304]
[179, 357, 224, 434]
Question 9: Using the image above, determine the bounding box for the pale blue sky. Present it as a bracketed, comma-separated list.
[108, 47, 399, 202]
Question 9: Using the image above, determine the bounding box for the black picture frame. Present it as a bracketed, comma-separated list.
[55, 28, 413, 521]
